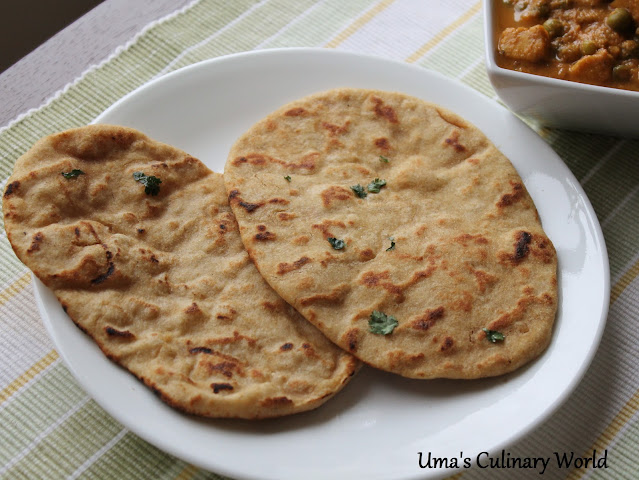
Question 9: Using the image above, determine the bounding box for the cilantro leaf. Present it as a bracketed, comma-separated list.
[386, 237, 396, 251]
[351, 184, 367, 198]
[61, 169, 85, 179]
[327, 237, 345, 250]
[367, 178, 387, 193]
[133, 171, 162, 196]
[482, 328, 505, 343]
[379, 155, 390, 163]
[369, 310, 398, 335]
[284, 175, 292, 182]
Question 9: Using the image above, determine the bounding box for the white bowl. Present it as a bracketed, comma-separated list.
[483, 1, 639, 137]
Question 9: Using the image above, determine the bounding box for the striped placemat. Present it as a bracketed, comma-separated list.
[1, 1, 638, 479]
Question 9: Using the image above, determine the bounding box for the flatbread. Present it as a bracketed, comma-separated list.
[224, 88, 558, 379]
[2, 125, 358, 418]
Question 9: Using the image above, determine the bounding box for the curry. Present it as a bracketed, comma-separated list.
[494, 0, 639, 91]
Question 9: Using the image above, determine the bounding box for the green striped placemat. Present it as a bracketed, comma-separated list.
[2, 1, 639, 479]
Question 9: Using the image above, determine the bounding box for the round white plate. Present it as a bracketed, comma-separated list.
[36, 48, 609, 480]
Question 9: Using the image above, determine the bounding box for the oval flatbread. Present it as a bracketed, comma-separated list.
[3, 125, 358, 418]
[224, 88, 558, 379]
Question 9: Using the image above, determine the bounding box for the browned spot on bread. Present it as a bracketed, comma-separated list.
[496, 181, 525, 208]
[411, 306, 445, 331]
[454, 233, 489, 246]
[406, 266, 437, 286]
[472, 269, 498, 293]
[311, 219, 346, 239]
[371, 96, 398, 123]
[205, 331, 257, 347]
[189, 347, 213, 354]
[322, 121, 350, 136]
[285, 107, 308, 116]
[257, 225, 266, 231]
[292, 235, 310, 245]
[467, 158, 480, 165]
[90, 251, 115, 286]
[342, 328, 359, 352]
[230, 153, 316, 171]
[321, 186, 352, 207]
[285, 380, 314, 395]
[514, 231, 532, 261]
[277, 256, 311, 275]
[211, 383, 234, 394]
[277, 212, 296, 221]
[26, 232, 43, 253]
[280, 343, 293, 351]
[268, 198, 289, 205]
[450, 290, 474, 312]
[488, 292, 555, 331]
[359, 271, 404, 302]
[208, 361, 238, 378]
[299, 283, 350, 306]
[231, 155, 266, 166]
[239, 201, 263, 213]
[261, 301, 285, 313]
[444, 130, 466, 152]
[498, 231, 533, 265]
[105, 326, 134, 339]
[260, 396, 293, 407]
[4, 181, 19, 197]
[185, 303, 200, 314]
[387, 350, 425, 369]
[440, 337, 454, 352]
[255, 231, 276, 241]
[228, 189, 264, 213]
[359, 249, 375, 261]
[531, 237, 555, 264]
[374, 137, 391, 150]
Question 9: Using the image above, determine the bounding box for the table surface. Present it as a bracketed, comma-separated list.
[1, 1, 638, 480]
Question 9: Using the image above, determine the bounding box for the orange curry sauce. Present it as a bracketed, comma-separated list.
[494, 0, 639, 91]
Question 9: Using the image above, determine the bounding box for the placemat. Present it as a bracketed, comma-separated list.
[1, 1, 638, 479]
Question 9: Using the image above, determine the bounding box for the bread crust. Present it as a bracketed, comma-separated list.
[3, 124, 358, 418]
[224, 88, 558, 379]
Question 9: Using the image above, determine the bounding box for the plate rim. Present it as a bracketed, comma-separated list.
[34, 47, 610, 480]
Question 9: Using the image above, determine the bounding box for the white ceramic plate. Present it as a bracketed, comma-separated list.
[36, 48, 609, 480]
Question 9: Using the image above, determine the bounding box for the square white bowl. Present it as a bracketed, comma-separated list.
[483, 0, 639, 138]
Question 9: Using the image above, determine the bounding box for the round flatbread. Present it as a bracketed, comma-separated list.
[224, 88, 558, 379]
[3, 125, 358, 418]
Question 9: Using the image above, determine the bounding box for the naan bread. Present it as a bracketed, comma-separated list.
[3, 125, 358, 418]
[224, 88, 558, 379]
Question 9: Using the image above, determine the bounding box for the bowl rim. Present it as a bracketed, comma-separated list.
[483, 0, 639, 99]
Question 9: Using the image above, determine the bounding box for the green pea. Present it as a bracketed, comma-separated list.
[606, 8, 634, 33]
[612, 64, 633, 81]
[543, 18, 564, 38]
[581, 41, 597, 56]
[536, 4, 550, 17]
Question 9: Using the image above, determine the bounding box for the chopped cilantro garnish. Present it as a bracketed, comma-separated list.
[386, 237, 396, 251]
[482, 328, 505, 343]
[327, 237, 345, 250]
[61, 169, 84, 179]
[369, 310, 398, 335]
[284, 175, 292, 182]
[351, 184, 367, 198]
[367, 178, 387, 193]
[133, 171, 162, 196]
[379, 155, 390, 163]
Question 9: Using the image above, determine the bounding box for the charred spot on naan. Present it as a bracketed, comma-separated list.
[230, 152, 317, 172]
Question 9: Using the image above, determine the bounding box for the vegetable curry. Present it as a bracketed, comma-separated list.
[494, 0, 639, 91]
